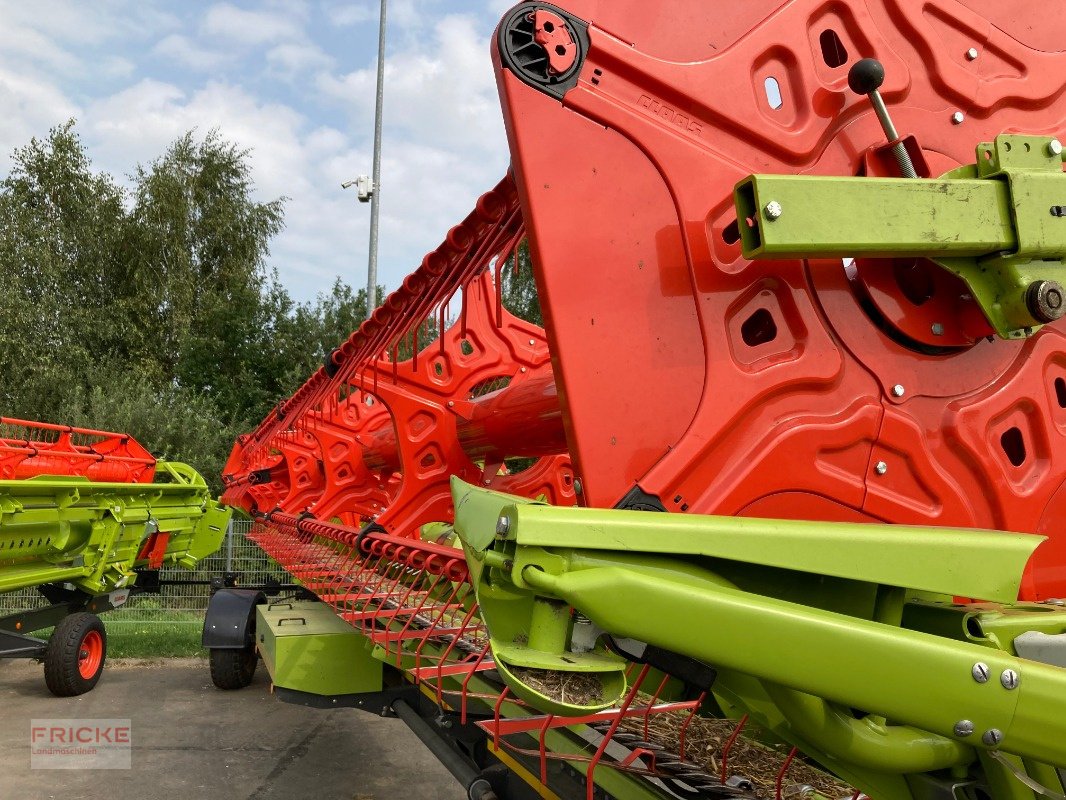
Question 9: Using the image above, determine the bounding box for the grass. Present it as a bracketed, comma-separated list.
[29, 613, 209, 659]
[104, 618, 207, 659]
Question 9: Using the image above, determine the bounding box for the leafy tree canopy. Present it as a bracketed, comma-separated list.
[0, 121, 371, 491]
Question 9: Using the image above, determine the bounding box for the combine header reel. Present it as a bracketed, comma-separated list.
[0, 418, 230, 695]
[220, 1, 1066, 798]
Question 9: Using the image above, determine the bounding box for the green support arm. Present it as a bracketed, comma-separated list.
[734, 134, 1066, 338]
[450, 478, 1066, 798]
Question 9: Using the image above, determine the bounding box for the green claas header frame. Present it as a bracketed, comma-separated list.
[0, 419, 230, 696]
[451, 478, 1066, 799]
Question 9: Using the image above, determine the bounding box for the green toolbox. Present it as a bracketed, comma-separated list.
[256, 600, 382, 696]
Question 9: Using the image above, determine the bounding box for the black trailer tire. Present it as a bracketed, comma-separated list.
[209, 647, 257, 690]
[43, 612, 107, 697]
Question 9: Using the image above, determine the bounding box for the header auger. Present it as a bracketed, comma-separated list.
[219, 1, 1066, 798]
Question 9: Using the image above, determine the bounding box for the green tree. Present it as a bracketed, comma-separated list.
[501, 239, 542, 326]
[0, 121, 372, 492]
[0, 121, 132, 420]
[126, 130, 286, 415]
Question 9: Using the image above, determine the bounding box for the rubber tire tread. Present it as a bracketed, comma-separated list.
[209, 648, 257, 690]
[43, 612, 107, 697]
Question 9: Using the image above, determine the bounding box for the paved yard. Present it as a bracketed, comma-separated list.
[1, 657, 466, 800]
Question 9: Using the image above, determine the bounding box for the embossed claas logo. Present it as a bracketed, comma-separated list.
[637, 94, 703, 136]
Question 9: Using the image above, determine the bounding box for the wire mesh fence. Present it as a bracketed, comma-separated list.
[0, 519, 287, 626]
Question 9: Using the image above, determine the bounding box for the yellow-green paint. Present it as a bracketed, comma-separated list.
[257, 600, 383, 696]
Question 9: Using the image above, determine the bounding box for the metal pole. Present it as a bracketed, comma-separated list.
[366, 0, 387, 318]
[225, 518, 234, 573]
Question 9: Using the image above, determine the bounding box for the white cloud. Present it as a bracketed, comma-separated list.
[267, 42, 334, 77]
[310, 10, 510, 293]
[0, 1, 179, 47]
[202, 3, 304, 46]
[317, 14, 503, 152]
[0, 69, 80, 171]
[0, 23, 80, 73]
[99, 55, 136, 80]
[0, 0, 513, 302]
[154, 34, 236, 71]
[325, 2, 377, 27]
[79, 78, 374, 291]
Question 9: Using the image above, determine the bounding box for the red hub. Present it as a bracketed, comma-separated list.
[78, 629, 104, 680]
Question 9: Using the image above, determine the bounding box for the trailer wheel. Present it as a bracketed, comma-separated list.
[43, 612, 107, 697]
[209, 647, 257, 690]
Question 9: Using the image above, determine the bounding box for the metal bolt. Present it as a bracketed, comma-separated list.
[931, 322, 945, 336]
[891, 384, 905, 398]
[966, 48, 979, 61]
[953, 720, 975, 737]
[1045, 598, 1066, 606]
[496, 515, 510, 537]
[1000, 669, 1019, 690]
[764, 200, 783, 221]
[1026, 279, 1065, 323]
[972, 662, 990, 683]
[874, 461, 888, 475]
[529, 339, 536, 345]
[982, 728, 1003, 747]
[951, 111, 965, 125]
[1050, 139, 1063, 157]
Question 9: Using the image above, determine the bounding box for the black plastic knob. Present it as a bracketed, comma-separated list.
[848, 58, 885, 95]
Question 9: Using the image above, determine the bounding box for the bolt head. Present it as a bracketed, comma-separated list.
[951, 111, 965, 125]
[874, 461, 888, 475]
[1050, 139, 1063, 157]
[495, 515, 510, 537]
[764, 200, 783, 221]
[931, 322, 945, 336]
[891, 384, 905, 398]
[1026, 279, 1066, 323]
[982, 728, 1003, 747]
[1000, 668, 1019, 690]
[972, 662, 990, 683]
[966, 47, 979, 61]
[953, 720, 975, 737]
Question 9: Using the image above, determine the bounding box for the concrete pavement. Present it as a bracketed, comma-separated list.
[0, 657, 467, 800]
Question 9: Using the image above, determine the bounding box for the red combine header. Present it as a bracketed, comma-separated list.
[213, 2, 1066, 798]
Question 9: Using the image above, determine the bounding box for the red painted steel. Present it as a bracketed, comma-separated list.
[0, 417, 156, 483]
[224, 0, 1066, 605]
[209, 3, 1066, 793]
[493, 0, 1066, 599]
[223, 176, 575, 534]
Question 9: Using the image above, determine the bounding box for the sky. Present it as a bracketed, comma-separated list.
[0, 0, 515, 303]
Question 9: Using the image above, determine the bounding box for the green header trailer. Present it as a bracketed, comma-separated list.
[0, 417, 230, 695]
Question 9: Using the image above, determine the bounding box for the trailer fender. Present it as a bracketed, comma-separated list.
[202, 589, 265, 650]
